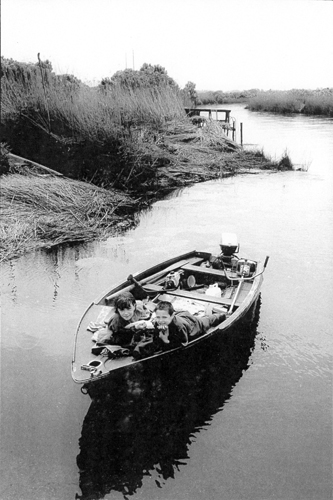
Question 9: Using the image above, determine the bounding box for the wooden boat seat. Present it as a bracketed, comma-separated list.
[181, 263, 238, 279]
[142, 283, 242, 307]
[181, 263, 227, 277]
[164, 288, 240, 306]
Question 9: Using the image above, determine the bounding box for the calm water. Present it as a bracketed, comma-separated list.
[1, 106, 332, 500]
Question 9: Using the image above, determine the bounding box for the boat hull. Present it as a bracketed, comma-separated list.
[71, 250, 264, 385]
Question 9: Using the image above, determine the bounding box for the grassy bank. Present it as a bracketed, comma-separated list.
[0, 143, 291, 262]
[1, 58, 293, 261]
[1, 59, 188, 188]
[196, 88, 333, 117]
[247, 88, 333, 116]
[0, 171, 137, 262]
[197, 89, 258, 105]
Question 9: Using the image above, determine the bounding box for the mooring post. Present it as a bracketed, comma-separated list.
[240, 122, 243, 146]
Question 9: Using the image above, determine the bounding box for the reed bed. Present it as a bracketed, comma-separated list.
[1, 68, 186, 143]
[1, 65, 194, 188]
[247, 89, 333, 117]
[0, 174, 136, 261]
[1, 61, 290, 261]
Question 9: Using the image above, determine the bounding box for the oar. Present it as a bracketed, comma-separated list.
[228, 279, 244, 314]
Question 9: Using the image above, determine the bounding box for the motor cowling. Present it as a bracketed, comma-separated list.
[220, 233, 239, 256]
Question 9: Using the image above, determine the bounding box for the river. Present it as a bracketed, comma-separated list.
[1, 105, 332, 500]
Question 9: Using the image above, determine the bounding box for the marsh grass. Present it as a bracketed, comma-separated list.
[0, 174, 136, 261]
[1, 68, 186, 142]
[1, 66, 196, 186]
[247, 89, 333, 117]
[1, 63, 292, 261]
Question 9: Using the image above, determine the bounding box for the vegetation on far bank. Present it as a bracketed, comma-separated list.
[247, 88, 333, 117]
[0, 56, 294, 261]
[197, 88, 333, 117]
[197, 89, 259, 105]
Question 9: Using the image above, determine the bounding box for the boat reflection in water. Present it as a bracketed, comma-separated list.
[76, 297, 262, 500]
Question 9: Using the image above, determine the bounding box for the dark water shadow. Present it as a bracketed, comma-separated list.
[76, 298, 262, 500]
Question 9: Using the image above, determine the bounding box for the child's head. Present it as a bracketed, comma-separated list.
[155, 301, 175, 327]
[114, 292, 136, 321]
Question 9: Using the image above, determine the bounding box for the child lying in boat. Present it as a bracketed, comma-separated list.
[132, 300, 226, 359]
[94, 292, 153, 348]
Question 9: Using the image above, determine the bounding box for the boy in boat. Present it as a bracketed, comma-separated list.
[94, 292, 152, 348]
[133, 300, 225, 359]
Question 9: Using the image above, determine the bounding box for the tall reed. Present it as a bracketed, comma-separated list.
[1, 64, 189, 187]
[247, 89, 333, 116]
[1, 67, 186, 142]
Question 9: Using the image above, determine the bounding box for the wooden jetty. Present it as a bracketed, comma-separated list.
[185, 108, 237, 141]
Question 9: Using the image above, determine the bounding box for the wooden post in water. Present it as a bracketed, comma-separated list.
[240, 122, 243, 146]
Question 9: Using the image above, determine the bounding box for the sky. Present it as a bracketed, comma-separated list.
[1, 0, 333, 91]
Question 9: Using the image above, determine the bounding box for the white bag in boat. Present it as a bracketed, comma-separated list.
[205, 283, 222, 297]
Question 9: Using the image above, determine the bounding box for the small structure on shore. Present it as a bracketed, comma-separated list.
[185, 107, 236, 140]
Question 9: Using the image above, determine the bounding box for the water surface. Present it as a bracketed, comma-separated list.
[1, 107, 332, 500]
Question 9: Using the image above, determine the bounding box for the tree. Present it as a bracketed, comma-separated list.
[183, 81, 197, 106]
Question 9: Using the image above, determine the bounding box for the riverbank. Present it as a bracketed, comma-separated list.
[0, 170, 138, 262]
[0, 132, 291, 262]
[196, 88, 333, 117]
[247, 88, 333, 117]
[0, 59, 293, 261]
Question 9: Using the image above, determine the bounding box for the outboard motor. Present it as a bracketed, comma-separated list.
[220, 233, 239, 257]
[211, 232, 239, 270]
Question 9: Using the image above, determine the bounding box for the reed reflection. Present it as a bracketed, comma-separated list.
[76, 298, 261, 500]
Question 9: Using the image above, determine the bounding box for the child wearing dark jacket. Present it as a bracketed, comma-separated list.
[133, 300, 225, 358]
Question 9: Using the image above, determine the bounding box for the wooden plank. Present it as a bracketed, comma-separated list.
[164, 288, 239, 306]
[181, 263, 227, 277]
[8, 153, 64, 176]
[142, 283, 240, 306]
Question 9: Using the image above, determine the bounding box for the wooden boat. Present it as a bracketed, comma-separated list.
[71, 233, 269, 385]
